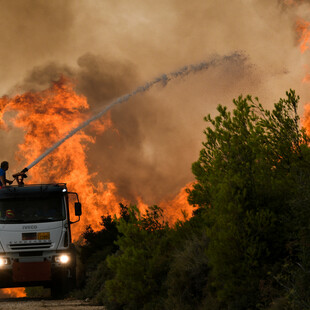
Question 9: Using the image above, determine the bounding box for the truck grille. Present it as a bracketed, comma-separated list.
[9, 242, 52, 250]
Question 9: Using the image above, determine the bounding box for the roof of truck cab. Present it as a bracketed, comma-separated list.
[0, 184, 67, 198]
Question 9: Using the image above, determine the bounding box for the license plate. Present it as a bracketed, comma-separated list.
[37, 232, 50, 240]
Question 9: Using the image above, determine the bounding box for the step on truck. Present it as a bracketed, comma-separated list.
[0, 183, 82, 298]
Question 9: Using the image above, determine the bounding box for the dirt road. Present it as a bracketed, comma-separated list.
[0, 298, 105, 310]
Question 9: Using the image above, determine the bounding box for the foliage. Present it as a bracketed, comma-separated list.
[164, 232, 210, 310]
[188, 90, 310, 309]
[74, 90, 310, 310]
[80, 203, 130, 268]
[272, 144, 310, 309]
[75, 203, 129, 301]
[25, 286, 50, 298]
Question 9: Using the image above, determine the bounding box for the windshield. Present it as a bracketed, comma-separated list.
[0, 195, 66, 223]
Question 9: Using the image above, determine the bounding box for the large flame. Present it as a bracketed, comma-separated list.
[0, 77, 193, 240]
[0, 77, 192, 299]
[0, 77, 122, 238]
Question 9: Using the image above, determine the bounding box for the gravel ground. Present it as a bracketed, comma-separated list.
[0, 298, 106, 310]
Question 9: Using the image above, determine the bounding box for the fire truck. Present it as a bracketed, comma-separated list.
[0, 182, 81, 298]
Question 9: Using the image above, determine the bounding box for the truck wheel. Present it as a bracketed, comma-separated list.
[50, 267, 76, 299]
[67, 266, 77, 291]
[50, 283, 66, 299]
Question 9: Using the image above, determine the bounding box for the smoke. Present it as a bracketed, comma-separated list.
[0, 0, 75, 95]
[25, 52, 247, 171]
[0, 0, 310, 204]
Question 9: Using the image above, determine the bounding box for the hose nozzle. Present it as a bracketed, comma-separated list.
[12, 168, 28, 187]
[20, 167, 28, 174]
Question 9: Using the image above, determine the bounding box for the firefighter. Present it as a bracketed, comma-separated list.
[0, 161, 13, 188]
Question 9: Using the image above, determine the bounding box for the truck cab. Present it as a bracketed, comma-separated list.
[0, 183, 81, 297]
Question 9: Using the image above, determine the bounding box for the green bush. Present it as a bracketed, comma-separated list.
[164, 232, 209, 310]
[73, 90, 310, 310]
[74, 204, 129, 302]
[188, 91, 310, 309]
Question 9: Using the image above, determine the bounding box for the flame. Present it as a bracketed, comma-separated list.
[136, 196, 149, 214]
[296, 19, 310, 53]
[0, 76, 193, 241]
[0, 77, 120, 238]
[159, 183, 195, 224]
[301, 102, 310, 133]
[0, 96, 9, 130]
[0, 288, 25, 298]
[297, 15, 310, 134]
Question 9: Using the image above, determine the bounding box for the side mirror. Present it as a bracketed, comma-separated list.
[74, 202, 82, 216]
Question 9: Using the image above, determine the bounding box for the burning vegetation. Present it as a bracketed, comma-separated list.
[0, 71, 195, 299]
[2, 0, 310, 304]
[0, 76, 193, 241]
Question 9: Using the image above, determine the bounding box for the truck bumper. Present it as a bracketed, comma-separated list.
[0, 263, 73, 288]
[12, 261, 51, 282]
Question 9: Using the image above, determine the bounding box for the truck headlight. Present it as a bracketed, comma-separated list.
[0, 257, 9, 266]
[55, 254, 69, 264]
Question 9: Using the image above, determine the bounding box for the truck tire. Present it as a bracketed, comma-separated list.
[50, 266, 76, 299]
[51, 282, 66, 299]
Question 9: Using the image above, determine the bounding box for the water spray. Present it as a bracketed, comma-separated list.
[14, 52, 246, 182]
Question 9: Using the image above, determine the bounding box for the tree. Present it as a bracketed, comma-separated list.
[188, 90, 310, 309]
[164, 232, 210, 310]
